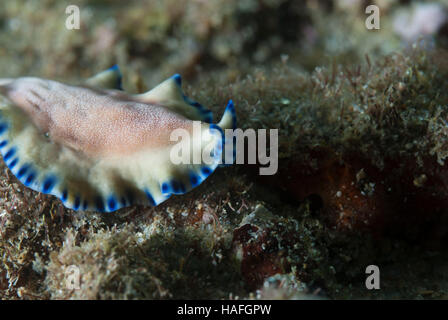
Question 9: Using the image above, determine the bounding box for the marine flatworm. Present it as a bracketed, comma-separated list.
[0, 66, 236, 212]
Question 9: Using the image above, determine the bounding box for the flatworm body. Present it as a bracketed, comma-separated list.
[0, 66, 236, 212]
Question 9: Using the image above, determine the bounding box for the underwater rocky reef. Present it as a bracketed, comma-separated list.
[1, 0, 448, 300]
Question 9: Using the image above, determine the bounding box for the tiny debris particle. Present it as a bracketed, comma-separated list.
[336, 191, 342, 198]
[413, 174, 427, 187]
[202, 212, 214, 224]
[280, 98, 290, 105]
[356, 168, 366, 182]
[397, 82, 406, 92]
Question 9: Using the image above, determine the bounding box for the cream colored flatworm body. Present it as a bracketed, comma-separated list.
[0, 66, 236, 212]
